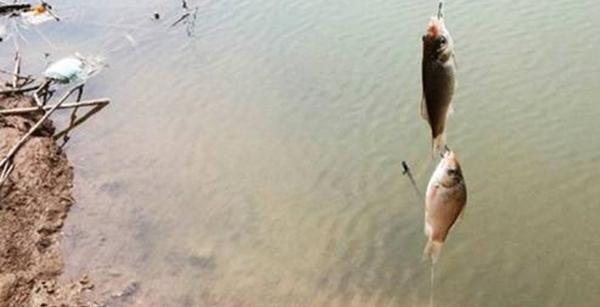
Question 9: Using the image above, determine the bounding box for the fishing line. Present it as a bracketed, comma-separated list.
[430, 260, 435, 307]
[426, 4, 446, 307]
[32, 26, 57, 50]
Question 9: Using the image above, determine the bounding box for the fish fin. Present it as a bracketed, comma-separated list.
[420, 95, 429, 120]
[423, 239, 444, 264]
[432, 131, 447, 155]
[450, 209, 466, 233]
[424, 219, 431, 237]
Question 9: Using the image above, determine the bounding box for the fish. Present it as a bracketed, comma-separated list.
[423, 150, 467, 263]
[421, 13, 457, 154]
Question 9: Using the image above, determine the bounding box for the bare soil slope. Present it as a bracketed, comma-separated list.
[0, 96, 90, 307]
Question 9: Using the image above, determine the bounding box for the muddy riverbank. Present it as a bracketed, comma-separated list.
[0, 95, 92, 307]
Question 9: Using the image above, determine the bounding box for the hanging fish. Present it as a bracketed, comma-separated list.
[423, 150, 466, 263]
[421, 2, 456, 154]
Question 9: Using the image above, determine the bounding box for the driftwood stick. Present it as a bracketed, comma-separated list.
[0, 4, 31, 16]
[0, 84, 84, 169]
[19, 77, 34, 87]
[33, 91, 44, 107]
[0, 83, 42, 95]
[0, 98, 109, 116]
[54, 102, 108, 140]
[66, 85, 85, 131]
[1, 160, 10, 178]
[33, 79, 52, 107]
[171, 12, 190, 27]
[0, 160, 14, 179]
[0, 69, 34, 81]
[12, 51, 20, 88]
[57, 84, 83, 146]
[0, 162, 14, 186]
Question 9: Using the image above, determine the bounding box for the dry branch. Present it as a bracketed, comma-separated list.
[0, 98, 109, 116]
[0, 84, 84, 173]
[13, 52, 20, 88]
[0, 69, 34, 81]
[33, 79, 52, 106]
[54, 102, 108, 140]
[0, 3, 31, 16]
[0, 83, 43, 95]
[0, 161, 14, 186]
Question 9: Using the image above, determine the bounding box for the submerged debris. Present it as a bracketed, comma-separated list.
[0, 3, 31, 16]
[1, 54, 110, 186]
[171, 0, 198, 37]
[43, 54, 105, 84]
[43, 57, 83, 83]
[0, 1, 60, 45]
[0, 2, 58, 20]
[21, 3, 59, 25]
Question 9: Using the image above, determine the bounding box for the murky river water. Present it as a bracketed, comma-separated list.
[2, 0, 600, 306]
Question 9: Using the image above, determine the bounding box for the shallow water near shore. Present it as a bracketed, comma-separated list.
[2, 0, 599, 306]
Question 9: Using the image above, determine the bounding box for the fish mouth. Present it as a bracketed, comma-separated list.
[442, 150, 459, 168]
[426, 17, 444, 38]
[440, 151, 463, 186]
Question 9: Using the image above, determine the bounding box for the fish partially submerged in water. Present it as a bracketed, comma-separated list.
[423, 150, 466, 263]
[421, 10, 456, 154]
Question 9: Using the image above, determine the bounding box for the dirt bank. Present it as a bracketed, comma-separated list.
[0, 95, 92, 307]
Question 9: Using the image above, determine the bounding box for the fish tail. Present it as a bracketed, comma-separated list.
[431, 132, 447, 156]
[423, 239, 444, 264]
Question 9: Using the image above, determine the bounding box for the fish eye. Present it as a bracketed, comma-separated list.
[438, 36, 446, 45]
[446, 169, 456, 176]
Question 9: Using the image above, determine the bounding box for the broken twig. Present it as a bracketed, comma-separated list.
[0, 4, 31, 16]
[55, 102, 108, 141]
[0, 161, 15, 186]
[171, 12, 190, 27]
[0, 84, 85, 174]
[33, 79, 52, 106]
[0, 83, 43, 95]
[0, 98, 109, 115]
[0, 69, 34, 82]
[12, 51, 20, 88]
